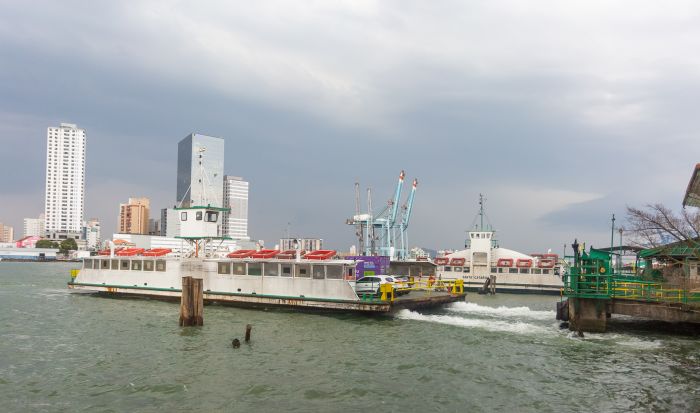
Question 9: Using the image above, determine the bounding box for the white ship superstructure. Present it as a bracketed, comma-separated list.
[436, 196, 564, 294]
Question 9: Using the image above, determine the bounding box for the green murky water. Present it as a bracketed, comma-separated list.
[1, 262, 698, 412]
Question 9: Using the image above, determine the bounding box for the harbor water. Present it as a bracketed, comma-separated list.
[1, 262, 698, 412]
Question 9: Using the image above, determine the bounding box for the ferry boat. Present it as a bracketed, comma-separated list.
[69, 215, 463, 312]
[435, 196, 564, 295]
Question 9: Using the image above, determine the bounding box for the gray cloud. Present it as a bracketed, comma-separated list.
[1, 1, 699, 253]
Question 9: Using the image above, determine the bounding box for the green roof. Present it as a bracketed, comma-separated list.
[639, 244, 700, 258]
[174, 205, 230, 212]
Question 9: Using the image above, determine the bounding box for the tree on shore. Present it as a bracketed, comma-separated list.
[59, 238, 78, 254]
[626, 204, 700, 284]
[35, 239, 59, 249]
[626, 204, 700, 256]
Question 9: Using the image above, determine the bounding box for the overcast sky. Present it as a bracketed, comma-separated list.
[1, 1, 699, 253]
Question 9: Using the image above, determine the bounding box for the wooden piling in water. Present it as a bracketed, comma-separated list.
[490, 275, 496, 295]
[193, 278, 204, 326]
[179, 276, 204, 326]
[245, 324, 252, 342]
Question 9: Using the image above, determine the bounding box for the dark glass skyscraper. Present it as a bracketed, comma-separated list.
[176, 133, 225, 208]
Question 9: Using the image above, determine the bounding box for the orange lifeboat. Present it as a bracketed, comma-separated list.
[537, 258, 555, 268]
[142, 248, 172, 257]
[543, 253, 559, 261]
[250, 249, 280, 259]
[304, 250, 337, 260]
[449, 258, 466, 266]
[116, 248, 145, 257]
[516, 258, 533, 268]
[497, 258, 514, 267]
[226, 249, 256, 259]
[434, 257, 450, 265]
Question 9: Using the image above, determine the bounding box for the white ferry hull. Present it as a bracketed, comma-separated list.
[69, 257, 465, 313]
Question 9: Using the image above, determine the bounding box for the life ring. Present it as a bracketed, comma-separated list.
[599, 267, 605, 274]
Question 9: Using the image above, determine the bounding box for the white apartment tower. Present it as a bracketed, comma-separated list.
[23, 214, 45, 237]
[44, 123, 86, 239]
[222, 175, 249, 239]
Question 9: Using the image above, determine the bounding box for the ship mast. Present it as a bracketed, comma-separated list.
[479, 193, 485, 231]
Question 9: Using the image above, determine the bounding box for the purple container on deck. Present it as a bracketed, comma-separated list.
[345, 256, 390, 279]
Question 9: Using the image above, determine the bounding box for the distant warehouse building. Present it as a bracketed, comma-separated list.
[0, 247, 59, 261]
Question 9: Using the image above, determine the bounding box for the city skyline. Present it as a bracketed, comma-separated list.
[1, 2, 700, 252]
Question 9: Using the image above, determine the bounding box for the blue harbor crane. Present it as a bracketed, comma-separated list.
[347, 170, 418, 260]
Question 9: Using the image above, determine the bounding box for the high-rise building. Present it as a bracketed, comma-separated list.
[0, 222, 14, 243]
[118, 197, 150, 234]
[82, 218, 101, 250]
[44, 123, 86, 240]
[23, 214, 45, 237]
[148, 218, 161, 236]
[160, 207, 169, 236]
[222, 175, 249, 239]
[176, 133, 224, 208]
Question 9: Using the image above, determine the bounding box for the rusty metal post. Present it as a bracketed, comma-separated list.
[245, 324, 252, 342]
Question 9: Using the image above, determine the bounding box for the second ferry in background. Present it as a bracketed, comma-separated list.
[435, 195, 565, 295]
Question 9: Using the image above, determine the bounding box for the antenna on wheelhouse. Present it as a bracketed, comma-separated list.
[479, 193, 485, 231]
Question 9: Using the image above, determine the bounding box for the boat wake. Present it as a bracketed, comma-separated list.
[395, 309, 555, 336]
[446, 302, 556, 321]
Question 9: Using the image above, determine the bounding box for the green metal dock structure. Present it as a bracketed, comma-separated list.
[559, 241, 700, 332]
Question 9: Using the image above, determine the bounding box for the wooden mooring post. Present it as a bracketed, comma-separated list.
[245, 324, 252, 342]
[490, 275, 496, 295]
[179, 276, 204, 326]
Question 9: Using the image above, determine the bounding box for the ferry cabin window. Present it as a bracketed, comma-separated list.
[453, 267, 462, 272]
[264, 263, 279, 276]
[445, 266, 452, 272]
[326, 265, 343, 279]
[144, 260, 155, 271]
[463, 267, 470, 273]
[519, 268, 529, 274]
[111, 259, 119, 270]
[490, 267, 498, 273]
[101, 259, 110, 270]
[248, 263, 262, 276]
[205, 212, 218, 222]
[346, 267, 355, 280]
[498, 267, 504, 273]
[532, 268, 542, 275]
[281, 264, 293, 277]
[312, 265, 325, 279]
[121, 260, 130, 270]
[296, 264, 310, 278]
[218, 262, 231, 275]
[196, 211, 203, 221]
[542, 269, 551, 275]
[180, 212, 187, 221]
[131, 260, 143, 271]
[156, 260, 166, 272]
[508, 268, 518, 274]
[232, 263, 246, 275]
[83, 259, 92, 269]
